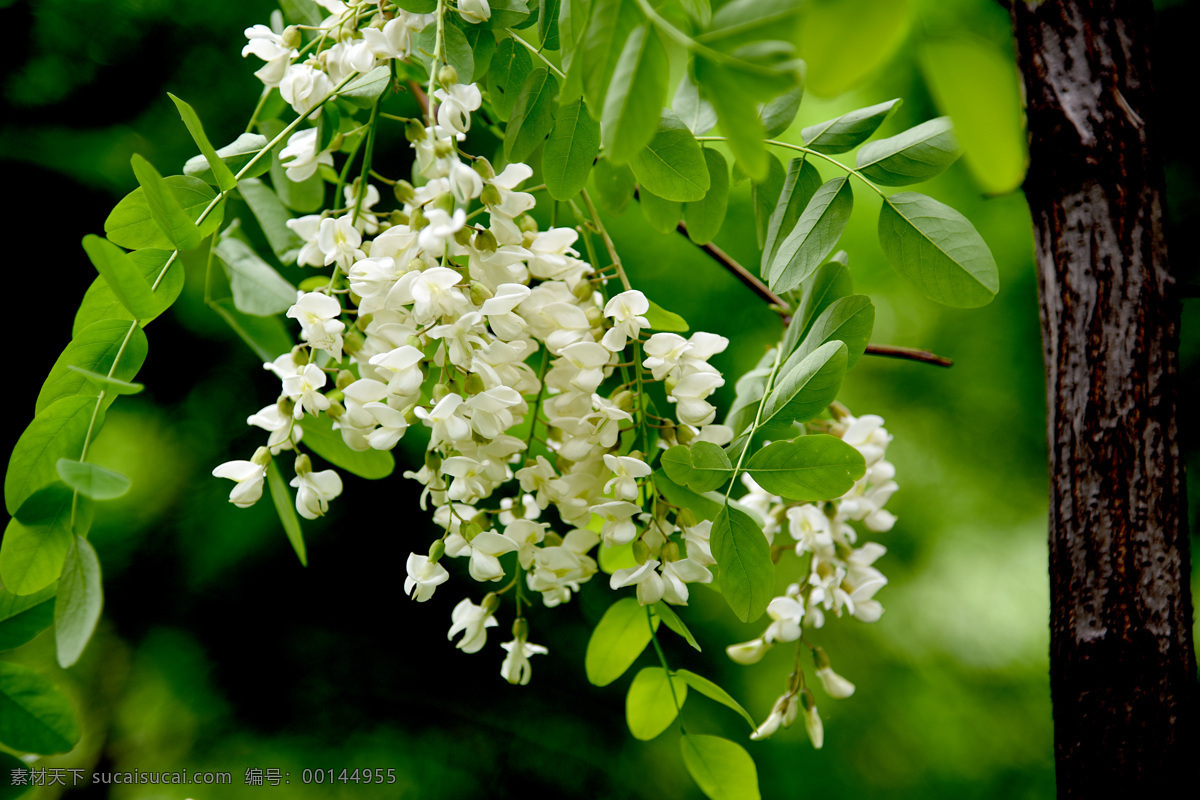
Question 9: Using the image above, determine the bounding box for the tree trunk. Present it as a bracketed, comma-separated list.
[1009, 0, 1198, 794]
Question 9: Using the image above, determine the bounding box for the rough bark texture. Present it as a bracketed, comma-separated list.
[1010, 0, 1198, 794]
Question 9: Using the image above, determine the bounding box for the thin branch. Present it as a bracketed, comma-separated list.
[672, 218, 953, 368]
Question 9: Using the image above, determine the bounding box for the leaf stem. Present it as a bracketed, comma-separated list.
[506, 30, 566, 79]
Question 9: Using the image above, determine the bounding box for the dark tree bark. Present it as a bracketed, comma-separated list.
[1009, 0, 1198, 794]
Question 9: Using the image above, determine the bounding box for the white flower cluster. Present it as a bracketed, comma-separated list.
[726, 412, 898, 745]
[217, 2, 733, 686]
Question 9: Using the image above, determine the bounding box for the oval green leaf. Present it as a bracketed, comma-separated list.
[55, 460, 131, 501]
[214, 236, 298, 317]
[626, 667, 686, 740]
[505, 68, 560, 163]
[684, 149, 730, 244]
[0, 585, 57, 652]
[800, 99, 901, 154]
[760, 157, 821, 273]
[746, 435, 866, 500]
[601, 25, 669, 164]
[267, 459, 307, 566]
[36, 319, 148, 415]
[680, 734, 761, 800]
[878, 191, 999, 308]
[73, 248, 182, 335]
[629, 111, 711, 202]
[6, 397, 99, 517]
[1, 486, 77, 596]
[239, 178, 304, 264]
[299, 414, 395, 480]
[0, 661, 80, 755]
[639, 188, 681, 234]
[769, 177, 854, 294]
[543, 97, 600, 201]
[104, 175, 224, 251]
[789, 294, 875, 369]
[488, 37, 534, 122]
[54, 535, 102, 668]
[674, 669, 756, 729]
[584, 597, 658, 686]
[652, 602, 700, 651]
[856, 117, 960, 186]
[761, 340, 847, 430]
[661, 443, 733, 493]
[592, 159, 636, 216]
[711, 504, 773, 623]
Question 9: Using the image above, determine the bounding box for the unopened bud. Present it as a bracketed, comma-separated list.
[473, 157, 496, 180]
[473, 229, 497, 252]
[572, 281, 594, 301]
[335, 370, 355, 391]
[278, 397, 296, 417]
[291, 345, 310, 365]
[433, 140, 454, 159]
[469, 281, 493, 305]
[660, 541, 681, 562]
[294, 453, 313, 475]
[518, 215, 538, 234]
[464, 373, 485, 394]
[344, 329, 364, 356]
[585, 306, 604, 326]
[424, 450, 442, 472]
[462, 521, 483, 541]
[632, 539, 651, 564]
[409, 206, 428, 231]
[543, 532, 563, 547]
[251, 446, 273, 467]
[480, 184, 502, 207]
[281, 26, 302, 49]
[677, 508, 698, 528]
[438, 64, 459, 86]
[454, 226, 473, 246]
[611, 390, 634, 412]
[428, 539, 446, 562]
[432, 383, 452, 402]
[481, 593, 501, 615]
[393, 179, 415, 204]
[326, 400, 345, 420]
[675, 423, 693, 444]
[405, 118, 425, 143]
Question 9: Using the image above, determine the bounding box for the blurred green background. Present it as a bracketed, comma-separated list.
[2, 0, 1198, 798]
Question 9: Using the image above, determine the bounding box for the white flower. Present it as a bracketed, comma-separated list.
[726, 638, 770, 665]
[816, 665, 856, 699]
[280, 128, 332, 182]
[405, 552, 449, 601]
[212, 460, 266, 508]
[286, 292, 345, 360]
[659, 558, 713, 605]
[414, 393, 472, 447]
[447, 598, 498, 653]
[418, 207, 467, 253]
[247, 403, 297, 453]
[280, 62, 334, 118]
[434, 84, 483, 134]
[500, 636, 548, 685]
[457, 0, 492, 24]
[601, 290, 650, 351]
[242, 24, 296, 86]
[281, 363, 331, 419]
[317, 214, 364, 267]
[609, 559, 665, 605]
[289, 464, 343, 519]
[602, 454, 651, 501]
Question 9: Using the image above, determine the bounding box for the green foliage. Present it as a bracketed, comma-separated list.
[55, 460, 131, 501]
[0, 585, 57, 652]
[629, 112, 710, 202]
[585, 597, 658, 686]
[299, 415, 396, 480]
[505, 68, 559, 162]
[542, 97, 600, 200]
[54, 535, 103, 668]
[684, 148, 730, 244]
[680, 734, 761, 800]
[36, 318, 148, 414]
[856, 117, 960, 186]
[267, 459, 307, 567]
[800, 99, 900, 153]
[760, 157, 821, 273]
[674, 669, 757, 730]
[214, 236, 297, 316]
[745, 435, 866, 500]
[6, 397, 99, 517]
[0, 662, 80, 755]
[625, 666, 686, 740]
[767, 176, 854, 293]
[104, 176, 224, 251]
[710, 504, 773, 622]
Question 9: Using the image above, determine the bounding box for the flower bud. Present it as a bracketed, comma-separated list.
[356, 313, 374, 331]
[462, 521, 483, 541]
[473, 229, 497, 253]
[611, 390, 634, 412]
[343, 329, 364, 355]
[438, 64, 459, 86]
[511, 617, 528, 641]
[571, 280, 594, 301]
[405, 335, 425, 350]
[393, 179, 415, 204]
[432, 383, 452, 402]
[518, 215, 539, 234]
[481, 593, 501, 615]
[464, 373, 485, 395]
[294, 453, 313, 476]
[428, 539, 446, 562]
[281, 26, 302, 49]
[409, 206, 428, 231]
[480, 185, 502, 207]
[675, 423, 693, 444]
[433, 140, 454, 159]
[660, 541, 681, 562]
[632, 539, 651, 564]
[454, 226, 473, 246]
[404, 119, 425, 143]
[278, 397, 296, 418]
[469, 281, 493, 306]
[291, 345, 310, 365]
[335, 370, 355, 391]
[543, 532, 563, 547]
[433, 193, 455, 214]
[677, 509, 697, 528]
[473, 157, 496, 180]
[425, 450, 442, 472]
[326, 400, 345, 420]
[251, 446, 273, 467]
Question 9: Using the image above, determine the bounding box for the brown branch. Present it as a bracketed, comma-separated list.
[407, 79, 430, 115]
[672, 217, 953, 368]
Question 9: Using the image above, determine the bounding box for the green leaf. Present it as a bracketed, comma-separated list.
[724, 357, 773, 437]
[129, 154, 205, 250]
[485, 0, 531, 28]
[785, 257, 852, 352]
[213, 236, 297, 317]
[1, 486, 76, 596]
[0, 661, 80, 755]
[104, 175, 223, 250]
[629, 111, 710, 202]
[585, 597, 658, 686]
[674, 669, 756, 729]
[639, 189, 681, 234]
[417, 24, 473, 94]
[280, 0, 325, 26]
[80, 236, 175, 321]
[63, 368, 142, 397]
[267, 459, 307, 566]
[878, 192, 999, 308]
[0, 751, 33, 798]
[168, 93, 237, 192]
[711, 504, 773, 622]
[0, 585, 57, 652]
[798, 0, 910, 97]
[37, 319, 148, 415]
[626, 667, 686, 740]
[758, 82, 804, 138]
[801, 99, 901, 154]
[239, 178, 304, 264]
[768, 177, 853, 294]
[750, 154, 784, 250]
[54, 460, 130, 501]
[184, 132, 272, 184]
[505, 67, 560, 163]
[745, 435, 866, 500]
[340, 65, 392, 108]
[210, 298, 294, 361]
[581, 0, 640, 112]
[684, 149, 730, 244]
[672, 73, 717, 135]
[654, 470, 724, 522]
[695, 56, 768, 182]
[761, 341, 847, 429]
[761, 157, 822, 275]
[6, 397, 99, 517]
[856, 117, 959, 186]
[540, 0, 561, 49]
[489, 38, 534, 122]
[54, 535, 102, 668]
[789, 294, 874, 369]
[652, 602, 701, 651]
[601, 25, 669, 165]
[662, 443, 733, 493]
[73, 248, 182, 335]
[644, 300, 688, 332]
[699, 0, 802, 50]
[543, 97, 600, 201]
[299, 414, 395, 480]
[592, 159, 635, 216]
[917, 36, 1027, 195]
[680, 734, 761, 800]
[463, 25, 497, 82]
